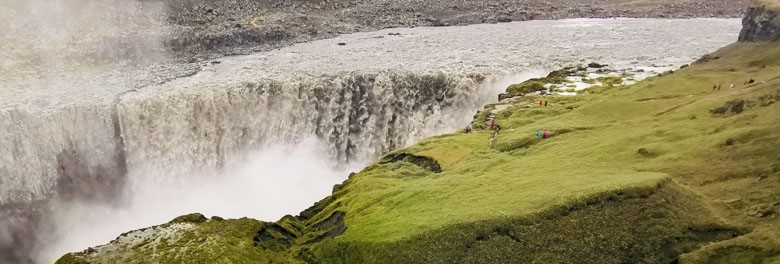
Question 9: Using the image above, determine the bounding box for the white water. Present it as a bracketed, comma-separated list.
[38, 138, 360, 262]
[0, 10, 742, 263]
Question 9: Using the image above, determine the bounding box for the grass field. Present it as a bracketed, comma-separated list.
[59, 43, 780, 264]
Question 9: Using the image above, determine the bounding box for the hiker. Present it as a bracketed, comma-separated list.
[717, 84, 721, 91]
[730, 83, 735, 89]
[544, 101, 548, 106]
[536, 130, 541, 137]
[490, 119, 496, 129]
[542, 129, 549, 139]
[539, 100, 543, 106]
[712, 85, 717, 91]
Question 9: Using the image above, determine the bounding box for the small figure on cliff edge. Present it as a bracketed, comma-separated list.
[536, 130, 541, 137]
[542, 129, 549, 139]
[490, 119, 496, 129]
[544, 101, 548, 106]
[465, 123, 473, 134]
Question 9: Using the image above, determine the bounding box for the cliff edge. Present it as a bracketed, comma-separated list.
[740, 0, 780, 41]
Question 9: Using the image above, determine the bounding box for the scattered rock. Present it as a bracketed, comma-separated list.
[337, 42, 347, 46]
[693, 54, 720, 64]
[162, 0, 746, 60]
[169, 213, 208, 224]
[747, 204, 775, 218]
[710, 99, 746, 116]
[588, 62, 607, 68]
[497, 17, 512, 23]
[637, 148, 654, 157]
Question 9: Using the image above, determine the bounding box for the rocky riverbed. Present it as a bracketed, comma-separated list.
[165, 0, 749, 58]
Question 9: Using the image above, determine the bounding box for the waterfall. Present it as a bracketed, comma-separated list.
[0, 70, 501, 205]
[118, 71, 492, 175]
[0, 105, 125, 205]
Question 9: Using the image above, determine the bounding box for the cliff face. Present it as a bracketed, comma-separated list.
[739, 1, 780, 41]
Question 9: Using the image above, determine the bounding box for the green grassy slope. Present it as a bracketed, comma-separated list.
[305, 43, 780, 263]
[59, 43, 780, 264]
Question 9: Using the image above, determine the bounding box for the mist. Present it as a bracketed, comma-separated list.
[0, 0, 167, 72]
[0, 1, 170, 262]
[36, 137, 361, 263]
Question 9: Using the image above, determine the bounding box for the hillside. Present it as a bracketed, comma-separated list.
[57, 37, 780, 263]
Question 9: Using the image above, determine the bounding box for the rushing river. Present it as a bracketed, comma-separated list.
[0, 15, 740, 263]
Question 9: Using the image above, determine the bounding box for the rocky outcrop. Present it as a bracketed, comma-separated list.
[739, 1, 780, 42]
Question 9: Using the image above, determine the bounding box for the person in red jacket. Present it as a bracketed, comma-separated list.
[542, 129, 549, 139]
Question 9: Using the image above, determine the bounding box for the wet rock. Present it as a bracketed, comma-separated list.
[588, 62, 607, 68]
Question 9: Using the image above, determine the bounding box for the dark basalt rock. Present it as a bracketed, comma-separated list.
[739, 3, 780, 42]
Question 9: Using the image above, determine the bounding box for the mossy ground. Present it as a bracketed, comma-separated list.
[59, 43, 780, 263]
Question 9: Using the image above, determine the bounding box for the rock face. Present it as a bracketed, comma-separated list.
[739, 1, 780, 42]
